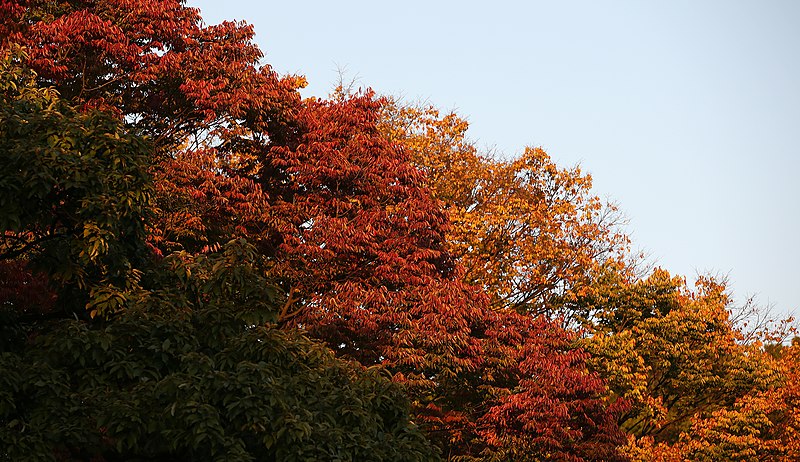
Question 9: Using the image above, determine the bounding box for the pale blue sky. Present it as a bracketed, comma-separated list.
[189, 0, 799, 316]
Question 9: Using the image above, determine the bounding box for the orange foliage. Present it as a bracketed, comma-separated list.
[624, 342, 800, 461]
[381, 102, 629, 316]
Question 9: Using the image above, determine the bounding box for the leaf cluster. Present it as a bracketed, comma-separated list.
[0, 240, 439, 461]
[0, 47, 152, 317]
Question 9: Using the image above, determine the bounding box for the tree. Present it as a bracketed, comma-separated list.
[380, 101, 629, 317]
[462, 311, 628, 462]
[1, 0, 305, 309]
[3, 4, 629, 460]
[578, 268, 781, 443]
[2, 0, 302, 152]
[149, 147, 273, 255]
[0, 48, 152, 318]
[2, 0, 304, 260]
[623, 339, 800, 461]
[0, 240, 439, 461]
[253, 93, 629, 460]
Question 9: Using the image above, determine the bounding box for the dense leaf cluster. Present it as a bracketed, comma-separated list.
[1, 241, 437, 461]
[0, 49, 151, 316]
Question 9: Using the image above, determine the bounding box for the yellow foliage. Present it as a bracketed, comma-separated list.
[381, 100, 629, 315]
[625, 345, 800, 461]
[581, 268, 784, 443]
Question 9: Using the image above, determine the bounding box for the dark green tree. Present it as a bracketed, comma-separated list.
[0, 48, 152, 318]
[0, 240, 439, 461]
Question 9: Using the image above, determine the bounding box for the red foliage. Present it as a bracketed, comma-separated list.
[412, 309, 628, 460]
[260, 93, 491, 406]
[4, 2, 629, 459]
[150, 148, 273, 254]
[249, 90, 628, 460]
[477, 312, 629, 461]
[2, 0, 302, 258]
[264, 94, 454, 303]
[3, 0, 301, 145]
[0, 0, 25, 46]
[0, 259, 57, 316]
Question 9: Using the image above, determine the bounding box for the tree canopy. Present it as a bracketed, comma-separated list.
[1, 1, 797, 461]
[1, 240, 439, 461]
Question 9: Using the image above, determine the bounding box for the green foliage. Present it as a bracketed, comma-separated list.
[578, 268, 781, 442]
[0, 240, 439, 461]
[0, 48, 152, 317]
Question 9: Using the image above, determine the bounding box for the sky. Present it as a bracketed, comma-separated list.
[189, 0, 800, 317]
